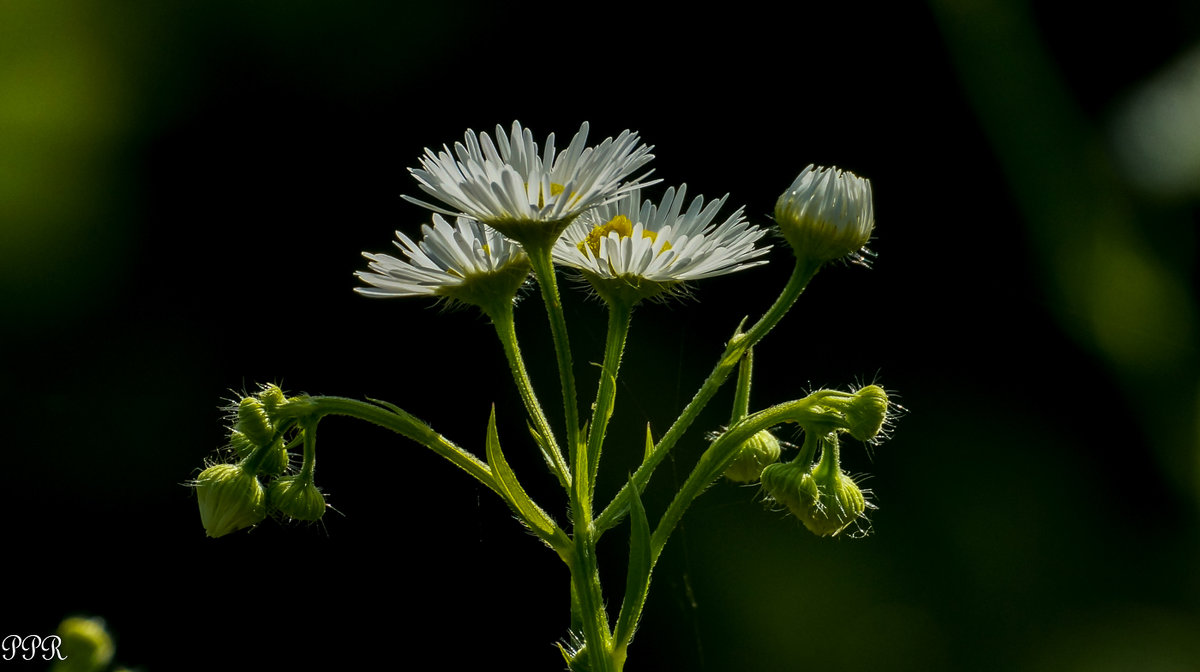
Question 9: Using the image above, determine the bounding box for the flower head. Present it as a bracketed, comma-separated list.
[552, 185, 770, 304]
[775, 165, 874, 265]
[404, 121, 655, 248]
[356, 214, 531, 313]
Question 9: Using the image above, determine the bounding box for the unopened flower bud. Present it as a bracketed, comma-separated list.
[268, 475, 326, 522]
[194, 463, 266, 537]
[845, 385, 889, 442]
[761, 434, 868, 537]
[258, 384, 319, 423]
[228, 430, 255, 460]
[257, 441, 290, 476]
[724, 430, 782, 483]
[235, 396, 275, 447]
[775, 165, 874, 264]
[51, 617, 113, 672]
[761, 460, 819, 519]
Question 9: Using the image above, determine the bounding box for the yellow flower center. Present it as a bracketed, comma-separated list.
[526, 182, 566, 209]
[577, 215, 672, 258]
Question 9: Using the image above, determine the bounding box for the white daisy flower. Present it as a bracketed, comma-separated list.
[404, 121, 655, 248]
[553, 185, 770, 304]
[355, 215, 530, 311]
[774, 165, 874, 264]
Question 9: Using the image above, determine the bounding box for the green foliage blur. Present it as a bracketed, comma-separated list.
[2, 1, 1196, 669]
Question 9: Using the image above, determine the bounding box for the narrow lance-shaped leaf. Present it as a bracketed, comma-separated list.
[485, 405, 559, 542]
[614, 474, 653, 650]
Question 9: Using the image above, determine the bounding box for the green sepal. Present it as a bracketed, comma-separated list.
[485, 405, 561, 546]
[614, 475, 652, 651]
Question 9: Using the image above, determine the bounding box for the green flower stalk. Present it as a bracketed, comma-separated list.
[191, 120, 894, 672]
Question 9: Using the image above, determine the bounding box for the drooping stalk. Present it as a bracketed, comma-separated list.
[304, 395, 498, 495]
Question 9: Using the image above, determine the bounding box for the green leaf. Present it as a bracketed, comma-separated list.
[642, 423, 654, 464]
[486, 405, 559, 542]
[614, 474, 653, 649]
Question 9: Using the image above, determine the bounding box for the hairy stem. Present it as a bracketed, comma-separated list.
[595, 258, 822, 535]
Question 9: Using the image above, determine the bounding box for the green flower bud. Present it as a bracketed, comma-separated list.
[230, 430, 288, 475]
[257, 383, 288, 416]
[235, 396, 275, 447]
[268, 475, 327, 521]
[259, 440, 290, 476]
[228, 429, 255, 459]
[775, 165, 874, 264]
[194, 463, 266, 537]
[761, 433, 868, 537]
[845, 385, 889, 443]
[258, 383, 319, 423]
[724, 430, 782, 483]
[51, 616, 113, 672]
[761, 460, 820, 521]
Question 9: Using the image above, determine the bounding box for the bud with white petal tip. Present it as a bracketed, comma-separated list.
[775, 165, 874, 264]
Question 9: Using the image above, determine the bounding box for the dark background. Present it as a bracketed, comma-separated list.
[3, 1, 1198, 670]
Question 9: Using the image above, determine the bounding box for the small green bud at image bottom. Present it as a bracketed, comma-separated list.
[724, 429, 782, 483]
[194, 463, 267, 537]
[268, 475, 327, 521]
[51, 616, 114, 672]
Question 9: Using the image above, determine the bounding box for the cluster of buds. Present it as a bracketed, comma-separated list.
[193, 384, 325, 537]
[739, 385, 891, 537]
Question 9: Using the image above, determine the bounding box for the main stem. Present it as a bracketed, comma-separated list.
[523, 241, 613, 670]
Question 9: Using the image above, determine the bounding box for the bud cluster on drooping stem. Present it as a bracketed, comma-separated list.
[193, 384, 327, 536]
[760, 430, 869, 537]
[752, 385, 891, 537]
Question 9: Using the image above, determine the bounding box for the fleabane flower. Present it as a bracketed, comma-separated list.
[775, 164, 875, 265]
[356, 214, 530, 314]
[552, 185, 770, 305]
[404, 121, 655, 249]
